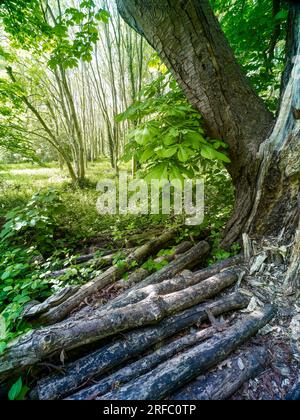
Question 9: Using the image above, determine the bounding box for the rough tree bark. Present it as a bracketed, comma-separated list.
[171, 347, 268, 400]
[66, 327, 216, 400]
[0, 269, 237, 377]
[116, 0, 300, 288]
[33, 293, 248, 400]
[98, 306, 275, 400]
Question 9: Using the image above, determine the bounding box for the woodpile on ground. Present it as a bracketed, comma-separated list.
[0, 230, 279, 400]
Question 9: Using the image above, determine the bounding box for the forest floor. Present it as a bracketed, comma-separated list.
[0, 160, 172, 249]
[0, 161, 299, 401]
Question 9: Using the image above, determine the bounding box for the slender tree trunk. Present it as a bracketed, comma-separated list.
[116, 0, 300, 288]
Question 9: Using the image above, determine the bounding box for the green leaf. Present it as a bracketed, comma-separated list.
[145, 163, 168, 181]
[15, 385, 30, 401]
[201, 145, 216, 161]
[135, 127, 152, 145]
[275, 10, 288, 21]
[0, 342, 7, 354]
[163, 135, 177, 146]
[156, 147, 178, 159]
[178, 146, 192, 162]
[140, 148, 155, 163]
[8, 378, 23, 401]
[185, 132, 206, 148]
[213, 150, 231, 163]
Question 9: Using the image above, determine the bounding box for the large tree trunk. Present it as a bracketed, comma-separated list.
[116, 0, 300, 287]
[116, 0, 274, 243]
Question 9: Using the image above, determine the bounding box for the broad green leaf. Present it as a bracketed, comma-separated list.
[178, 146, 192, 162]
[140, 148, 155, 163]
[163, 135, 176, 146]
[201, 145, 216, 161]
[8, 377, 23, 401]
[213, 150, 231, 163]
[145, 163, 168, 181]
[135, 127, 152, 145]
[185, 132, 206, 149]
[156, 147, 178, 159]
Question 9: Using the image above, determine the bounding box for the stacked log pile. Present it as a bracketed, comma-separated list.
[0, 230, 276, 400]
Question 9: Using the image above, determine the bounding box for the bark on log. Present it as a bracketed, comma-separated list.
[37, 229, 179, 325]
[114, 241, 193, 291]
[34, 292, 249, 400]
[101, 270, 238, 311]
[75, 249, 118, 265]
[66, 328, 215, 400]
[96, 254, 243, 316]
[193, 254, 244, 282]
[98, 306, 275, 400]
[0, 267, 236, 378]
[285, 381, 300, 401]
[44, 249, 134, 279]
[73, 240, 210, 319]
[171, 347, 268, 400]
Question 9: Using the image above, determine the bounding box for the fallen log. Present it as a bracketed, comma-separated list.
[193, 254, 244, 282]
[22, 286, 81, 320]
[98, 306, 275, 400]
[44, 249, 134, 279]
[93, 241, 211, 315]
[171, 346, 268, 400]
[285, 381, 300, 400]
[103, 270, 234, 310]
[74, 249, 119, 264]
[37, 229, 179, 325]
[125, 228, 173, 247]
[114, 241, 193, 291]
[33, 292, 249, 400]
[22, 250, 134, 320]
[0, 267, 236, 378]
[66, 328, 215, 400]
[27, 242, 193, 322]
